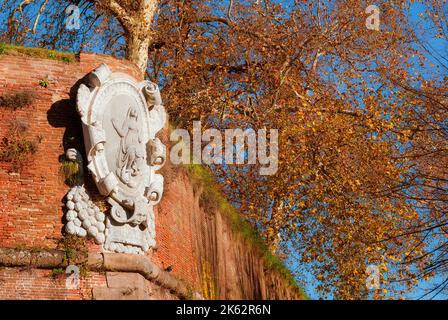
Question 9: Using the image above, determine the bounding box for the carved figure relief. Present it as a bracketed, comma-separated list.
[64, 63, 167, 255]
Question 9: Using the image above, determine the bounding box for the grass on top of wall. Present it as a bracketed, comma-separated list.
[185, 164, 309, 300]
[0, 43, 77, 63]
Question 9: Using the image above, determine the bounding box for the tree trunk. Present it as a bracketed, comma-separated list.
[126, 31, 151, 77]
[103, 0, 159, 77]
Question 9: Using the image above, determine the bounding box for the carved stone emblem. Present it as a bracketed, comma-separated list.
[65, 63, 167, 254]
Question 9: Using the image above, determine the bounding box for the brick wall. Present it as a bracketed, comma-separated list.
[0, 51, 203, 299]
[0, 268, 105, 300]
[0, 52, 302, 300]
[0, 52, 141, 250]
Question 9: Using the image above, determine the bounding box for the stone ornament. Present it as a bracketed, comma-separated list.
[65, 63, 167, 254]
[65, 185, 106, 244]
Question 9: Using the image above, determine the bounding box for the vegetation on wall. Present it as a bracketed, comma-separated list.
[51, 268, 65, 278]
[0, 91, 35, 110]
[59, 159, 81, 186]
[59, 130, 86, 187]
[186, 164, 308, 299]
[0, 120, 41, 172]
[38, 77, 50, 88]
[57, 234, 89, 278]
[0, 43, 76, 63]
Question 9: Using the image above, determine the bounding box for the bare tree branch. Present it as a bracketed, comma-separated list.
[32, 0, 49, 33]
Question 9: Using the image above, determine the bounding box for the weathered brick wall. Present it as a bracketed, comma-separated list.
[0, 52, 141, 250]
[0, 268, 105, 300]
[0, 52, 190, 299]
[0, 52, 302, 300]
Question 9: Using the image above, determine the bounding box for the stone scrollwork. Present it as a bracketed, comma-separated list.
[64, 63, 167, 254]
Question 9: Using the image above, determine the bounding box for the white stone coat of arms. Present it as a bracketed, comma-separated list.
[64, 63, 167, 255]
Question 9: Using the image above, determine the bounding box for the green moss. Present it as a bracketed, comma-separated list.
[51, 268, 65, 278]
[185, 164, 309, 299]
[0, 43, 77, 63]
[59, 159, 80, 186]
[0, 43, 6, 54]
[57, 234, 89, 278]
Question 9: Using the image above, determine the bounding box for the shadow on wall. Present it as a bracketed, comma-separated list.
[46, 75, 105, 236]
[46, 76, 86, 160]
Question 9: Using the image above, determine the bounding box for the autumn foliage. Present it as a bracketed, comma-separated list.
[1, 0, 447, 299]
